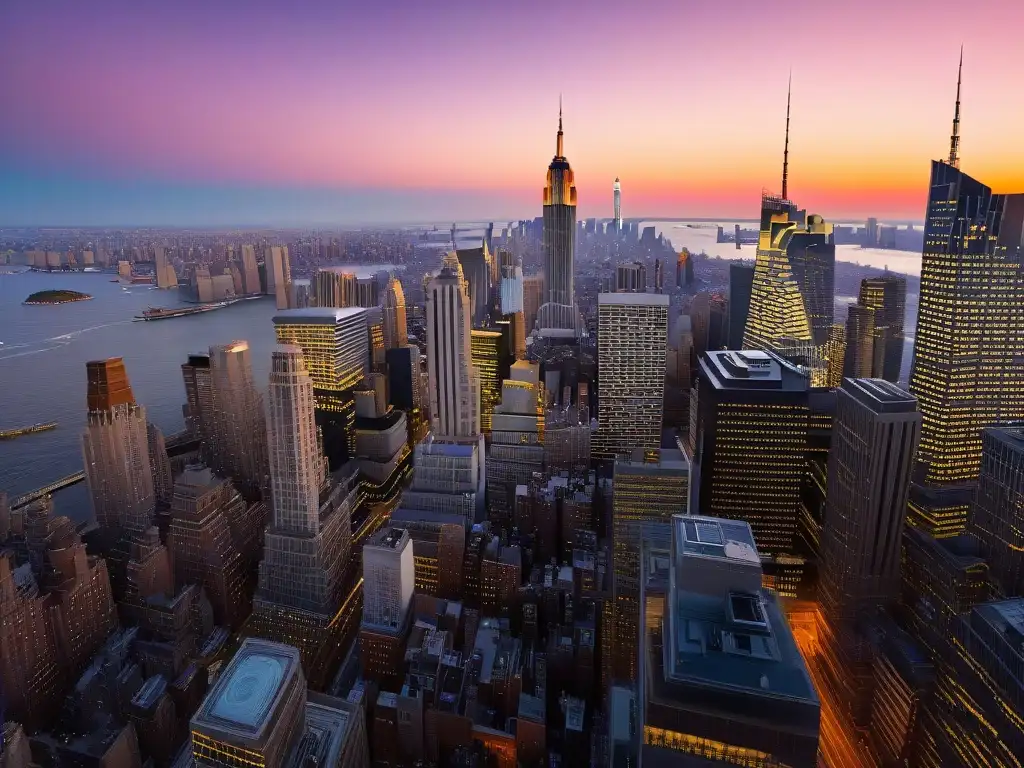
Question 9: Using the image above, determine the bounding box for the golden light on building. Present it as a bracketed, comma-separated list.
[471, 329, 504, 436]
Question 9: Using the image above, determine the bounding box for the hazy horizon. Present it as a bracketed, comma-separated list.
[3, 0, 1022, 226]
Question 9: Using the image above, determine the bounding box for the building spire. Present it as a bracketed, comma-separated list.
[556, 95, 564, 158]
[949, 46, 963, 168]
[782, 72, 791, 200]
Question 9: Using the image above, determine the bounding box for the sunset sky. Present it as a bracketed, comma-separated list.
[2, 0, 1022, 226]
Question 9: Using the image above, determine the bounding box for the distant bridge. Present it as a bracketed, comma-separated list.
[10, 471, 86, 510]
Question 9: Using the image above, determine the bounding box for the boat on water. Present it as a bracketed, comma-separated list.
[134, 303, 225, 321]
[0, 421, 58, 440]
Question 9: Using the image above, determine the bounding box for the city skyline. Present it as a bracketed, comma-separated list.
[3, 1, 1023, 226]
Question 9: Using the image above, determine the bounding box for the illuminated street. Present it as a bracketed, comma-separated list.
[786, 601, 876, 768]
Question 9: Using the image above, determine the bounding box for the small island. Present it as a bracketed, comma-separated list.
[23, 289, 93, 305]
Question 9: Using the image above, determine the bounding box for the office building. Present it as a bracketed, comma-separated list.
[968, 425, 1024, 597]
[181, 352, 213, 442]
[615, 262, 646, 292]
[907, 57, 1024, 537]
[315, 268, 380, 310]
[612, 448, 689, 682]
[81, 358, 156, 538]
[727, 263, 754, 350]
[362, 527, 415, 631]
[0, 553, 66, 730]
[154, 246, 177, 289]
[168, 465, 249, 629]
[817, 379, 920, 725]
[426, 265, 480, 439]
[400, 439, 484, 525]
[351, 379, 412, 523]
[639, 515, 820, 767]
[274, 308, 368, 471]
[498, 249, 524, 314]
[858, 274, 906, 382]
[593, 293, 669, 461]
[842, 303, 876, 379]
[386, 344, 421, 411]
[523, 274, 543, 334]
[190, 638, 369, 768]
[676, 248, 694, 288]
[248, 346, 357, 686]
[538, 106, 579, 334]
[487, 360, 545, 528]
[654, 258, 664, 293]
[455, 242, 493, 326]
[388, 510, 465, 599]
[928, 599, 1024, 765]
[240, 244, 261, 295]
[691, 350, 810, 594]
[613, 177, 622, 231]
[470, 328, 510, 436]
[207, 341, 268, 500]
[264, 245, 292, 310]
[381, 275, 408, 349]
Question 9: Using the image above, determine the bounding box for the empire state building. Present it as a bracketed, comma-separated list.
[537, 105, 580, 336]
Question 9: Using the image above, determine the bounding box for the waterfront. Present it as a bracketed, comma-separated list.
[0, 270, 280, 522]
[645, 220, 923, 276]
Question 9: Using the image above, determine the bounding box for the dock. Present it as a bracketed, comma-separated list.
[0, 421, 58, 440]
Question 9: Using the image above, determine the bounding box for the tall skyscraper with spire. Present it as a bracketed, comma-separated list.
[537, 101, 579, 335]
[742, 77, 836, 383]
[425, 264, 480, 439]
[908, 51, 1024, 536]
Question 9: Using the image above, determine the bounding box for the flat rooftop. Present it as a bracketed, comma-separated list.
[701, 349, 809, 392]
[675, 515, 759, 564]
[984, 422, 1024, 452]
[613, 448, 689, 474]
[843, 378, 918, 412]
[598, 292, 670, 307]
[192, 638, 301, 738]
[273, 307, 366, 324]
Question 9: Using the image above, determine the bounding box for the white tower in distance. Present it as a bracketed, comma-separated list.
[613, 177, 622, 231]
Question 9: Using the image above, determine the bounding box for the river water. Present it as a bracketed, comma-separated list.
[0, 270, 280, 522]
[644, 220, 923, 276]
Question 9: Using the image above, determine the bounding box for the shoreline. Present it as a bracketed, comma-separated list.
[23, 295, 94, 305]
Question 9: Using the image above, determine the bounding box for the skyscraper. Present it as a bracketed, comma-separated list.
[207, 341, 269, 500]
[967, 425, 1024, 597]
[154, 246, 177, 289]
[857, 274, 906, 382]
[81, 358, 155, 538]
[742, 83, 836, 380]
[362, 527, 415, 632]
[817, 379, 920, 725]
[611, 448, 689, 683]
[842, 303, 876, 379]
[538, 104, 578, 334]
[274, 307, 369, 470]
[614, 262, 646, 292]
[265, 245, 292, 310]
[613, 177, 622, 231]
[240, 244, 260, 295]
[727, 263, 754, 350]
[522, 274, 543, 334]
[593, 293, 669, 461]
[381, 275, 409, 350]
[181, 352, 213, 441]
[248, 345, 358, 686]
[455, 243, 493, 327]
[691, 350, 810, 595]
[498, 249, 524, 315]
[168, 465, 249, 628]
[908, 58, 1024, 538]
[470, 328, 508, 436]
[426, 264, 480, 439]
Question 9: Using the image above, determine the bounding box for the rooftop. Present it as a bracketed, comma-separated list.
[598, 292, 670, 307]
[675, 515, 759, 565]
[368, 527, 409, 551]
[843, 378, 918, 412]
[984, 422, 1024, 452]
[273, 307, 367, 325]
[701, 349, 810, 392]
[192, 638, 301, 738]
[614, 447, 689, 474]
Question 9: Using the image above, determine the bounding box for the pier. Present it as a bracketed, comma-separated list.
[10, 470, 86, 510]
